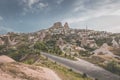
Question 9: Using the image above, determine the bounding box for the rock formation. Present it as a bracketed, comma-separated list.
[0, 38, 4, 45]
[64, 22, 69, 29]
[56, 37, 64, 46]
[112, 38, 119, 48]
[7, 35, 18, 46]
[52, 22, 62, 29]
[93, 43, 114, 56]
[0, 55, 61, 80]
[37, 31, 46, 41]
[49, 22, 70, 35]
[0, 55, 15, 63]
[81, 38, 87, 47]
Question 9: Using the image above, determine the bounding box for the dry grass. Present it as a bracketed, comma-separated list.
[0, 62, 39, 80]
[34, 56, 92, 80]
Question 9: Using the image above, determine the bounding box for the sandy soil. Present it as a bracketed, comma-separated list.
[0, 55, 61, 80]
[0, 55, 15, 63]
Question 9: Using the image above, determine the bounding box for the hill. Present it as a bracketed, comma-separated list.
[0, 55, 61, 80]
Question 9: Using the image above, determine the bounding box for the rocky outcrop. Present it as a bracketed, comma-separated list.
[7, 35, 18, 46]
[56, 37, 65, 46]
[118, 39, 120, 45]
[0, 38, 4, 45]
[49, 22, 70, 35]
[37, 31, 46, 41]
[64, 22, 69, 29]
[81, 38, 87, 47]
[81, 39, 98, 48]
[0, 55, 15, 63]
[0, 55, 61, 80]
[93, 43, 114, 56]
[112, 38, 119, 48]
[51, 22, 62, 29]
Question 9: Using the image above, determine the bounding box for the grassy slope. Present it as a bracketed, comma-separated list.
[33, 55, 92, 80]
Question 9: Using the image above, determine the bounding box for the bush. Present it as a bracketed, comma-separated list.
[79, 51, 91, 57]
[94, 78, 98, 80]
[82, 73, 87, 78]
[106, 61, 120, 75]
[34, 41, 47, 51]
[24, 59, 34, 64]
[68, 68, 72, 71]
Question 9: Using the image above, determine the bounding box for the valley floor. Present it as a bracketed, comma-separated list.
[41, 52, 120, 80]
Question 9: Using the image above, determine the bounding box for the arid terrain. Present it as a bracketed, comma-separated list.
[0, 22, 120, 80]
[0, 55, 61, 80]
[1, 0, 120, 80]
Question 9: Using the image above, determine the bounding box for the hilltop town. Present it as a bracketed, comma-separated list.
[0, 22, 120, 77]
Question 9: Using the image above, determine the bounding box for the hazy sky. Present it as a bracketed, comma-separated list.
[0, 0, 120, 34]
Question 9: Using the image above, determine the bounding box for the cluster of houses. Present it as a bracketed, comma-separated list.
[0, 22, 120, 58]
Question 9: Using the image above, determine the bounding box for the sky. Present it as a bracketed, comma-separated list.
[0, 0, 120, 34]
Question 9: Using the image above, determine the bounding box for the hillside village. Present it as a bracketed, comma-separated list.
[0, 22, 120, 76]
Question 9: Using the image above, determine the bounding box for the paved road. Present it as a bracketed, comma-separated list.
[41, 52, 120, 80]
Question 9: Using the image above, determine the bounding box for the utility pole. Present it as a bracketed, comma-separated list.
[85, 25, 88, 40]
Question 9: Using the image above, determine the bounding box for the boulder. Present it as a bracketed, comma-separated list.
[52, 22, 62, 29]
[0, 55, 15, 63]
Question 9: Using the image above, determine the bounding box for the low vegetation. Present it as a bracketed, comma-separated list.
[33, 55, 92, 80]
[105, 61, 120, 75]
[34, 41, 76, 60]
[83, 56, 120, 76]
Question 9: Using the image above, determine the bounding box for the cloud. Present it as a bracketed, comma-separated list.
[20, 0, 48, 14]
[0, 26, 13, 34]
[62, 16, 89, 24]
[22, 0, 39, 8]
[62, 9, 112, 24]
[56, 0, 64, 4]
[64, 0, 120, 23]
[0, 16, 3, 21]
[28, 0, 39, 8]
[72, 0, 120, 15]
[64, 15, 120, 33]
[109, 9, 120, 16]
[108, 26, 120, 33]
[62, 0, 120, 33]
[37, 2, 48, 9]
[73, 5, 85, 12]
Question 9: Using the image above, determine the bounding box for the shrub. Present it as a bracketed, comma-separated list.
[82, 73, 87, 78]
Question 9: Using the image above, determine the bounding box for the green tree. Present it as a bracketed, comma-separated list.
[34, 41, 47, 51]
[106, 61, 120, 75]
